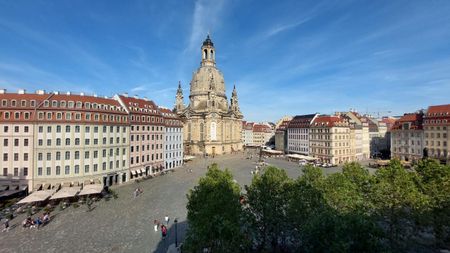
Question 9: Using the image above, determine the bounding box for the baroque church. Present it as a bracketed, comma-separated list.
[174, 35, 243, 156]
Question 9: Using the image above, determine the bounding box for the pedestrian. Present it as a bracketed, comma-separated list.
[164, 215, 169, 225]
[161, 224, 167, 239]
[2, 219, 9, 232]
[153, 220, 158, 232]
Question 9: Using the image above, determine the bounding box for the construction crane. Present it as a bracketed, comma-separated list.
[365, 110, 392, 119]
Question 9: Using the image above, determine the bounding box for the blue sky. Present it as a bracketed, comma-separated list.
[1, 0, 450, 122]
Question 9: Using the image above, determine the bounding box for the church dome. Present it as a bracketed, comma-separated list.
[190, 66, 226, 96]
[203, 35, 214, 47]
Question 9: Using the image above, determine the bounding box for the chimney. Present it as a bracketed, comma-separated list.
[93, 94, 98, 97]
[53, 91, 60, 95]
[80, 92, 85, 96]
[0, 89, 6, 94]
[36, 90, 45, 95]
[18, 89, 26, 94]
[134, 95, 139, 99]
[66, 91, 71, 95]
[123, 93, 128, 97]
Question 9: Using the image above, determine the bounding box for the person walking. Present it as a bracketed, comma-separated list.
[161, 224, 167, 239]
[164, 215, 169, 225]
[153, 220, 158, 232]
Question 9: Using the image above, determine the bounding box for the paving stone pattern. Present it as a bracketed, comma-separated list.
[0, 152, 346, 253]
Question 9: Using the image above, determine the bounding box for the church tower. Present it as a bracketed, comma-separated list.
[175, 81, 185, 112]
[175, 34, 243, 156]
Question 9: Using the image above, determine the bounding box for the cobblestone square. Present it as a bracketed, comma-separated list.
[0, 152, 342, 253]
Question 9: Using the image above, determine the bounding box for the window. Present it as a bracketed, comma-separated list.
[66, 125, 71, 132]
[38, 139, 43, 146]
[93, 164, 98, 172]
[75, 125, 80, 132]
[65, 151, 70, 160]
[24, 153, 28, 161]
[3, 126, 8, 133]
[75, 151, 80, 159]
[85, 165, 89, 173]
[85, 126, 90, 133]
[65, 166, 70, 175]
[94, 151, 98, 158]
[14, 138, 19, 146]
[75, 138, 80, 145]
[56, 125, 61, 133]
[47, 139, 51, 146]
[56, 152, 61, 160]
[47, 126, 51, 133]
[38, 153, 43, 161]
[2, 168, 7, 176]
[39, 126, 43, 133]
[24, 126, 29, 132]
[85, 151, 90, 159]
[14, 126, 19, 132]
[65, 138, 70, 145]
[56, 138, 61, 146]
[74, 165, 79, 174]
[14, 167, 18, 177]
[46, 153, 51, 160]
[23, 167, 28, 176]
[14, 153, 19, 161]
[46, 167, 51, 176]
[56, 166, 60, 175]
[38, 167, 43, 176]
[102, 162, 106, 170]
[85, 139, 90, 145]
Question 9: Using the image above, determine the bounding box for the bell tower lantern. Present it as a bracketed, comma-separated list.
[201, 34, 215, 67]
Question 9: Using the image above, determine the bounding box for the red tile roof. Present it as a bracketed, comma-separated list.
[253, 124, 272, 133]
[391, 113, 423, 130]
[287, 114, 316, 128]
[311, 115, 346, 128]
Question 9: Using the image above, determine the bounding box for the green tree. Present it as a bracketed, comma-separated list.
[245, 166, 292, 252]
[371, 159, 429, 251]
[415, 159, 450, 247]
[184, 164, 247, 252]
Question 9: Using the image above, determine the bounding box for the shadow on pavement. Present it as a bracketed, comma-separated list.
[153, 220, 188, 253]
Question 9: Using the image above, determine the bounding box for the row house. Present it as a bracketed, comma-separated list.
[0, 90, 47, 192]
[252, 123, 273, 147]
[0, 89, 186, 195]
[116, 95, 164, 179]
[423, 105, 449, 163]
[310, 115, 355, 165]
[159, 107, 184, 170]
[34, 92, 130, 188]
[241, 121, 254, 146]
[286, 114, 318, 155]
[390, 112, 424, 162]
[338, 112, 370, 160]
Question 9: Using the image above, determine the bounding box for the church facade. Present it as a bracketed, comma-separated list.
[174, 35, 243, 156]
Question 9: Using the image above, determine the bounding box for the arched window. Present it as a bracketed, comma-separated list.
[203, 49, 208, 60]
[210, 50, 214, 60]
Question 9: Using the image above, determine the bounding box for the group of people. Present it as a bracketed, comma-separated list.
[153, 215, 170, 239]
[22, 213, 50, 229]
[133, 187, 144, 198]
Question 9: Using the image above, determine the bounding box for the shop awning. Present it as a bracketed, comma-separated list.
[0, 185, 8, 191]
[50, 187, 81, 200]
[33, 184, 42, 191]
[42, 183, 51, 190]
[17, 189, 56, 204]
[286, 154, 319, 161]
[78, 184, 103, 196]
[132, 170, 138, 176]
[0, 189, 22, 198]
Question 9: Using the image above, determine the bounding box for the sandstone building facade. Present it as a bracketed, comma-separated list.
[174, 35, 243, 156]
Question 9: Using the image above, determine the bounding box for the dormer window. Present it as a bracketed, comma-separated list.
[76, 102, 82, 108]
[60, 101, 66, 107]
[1, 99, 7, 107]
[11, 100, 17, 107]
[85, 102, 90, 109]
[68, 101, 74, 108]
[21, 100, 26, 107]
[52, 101, 58, 107]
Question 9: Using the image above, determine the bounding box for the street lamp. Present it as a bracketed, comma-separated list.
[174, 218, 178, 248]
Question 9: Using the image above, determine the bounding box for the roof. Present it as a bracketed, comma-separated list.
[391, 113, 423, 130]
[426, 104, 450, 117]
[118, 95, 161, 116]
[287, 114, 317, 128]
[381, 117, 397, 131]
[276, 120, 291, 132]
[253, 123, 272, 133]
[311, 115, 347, 128]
